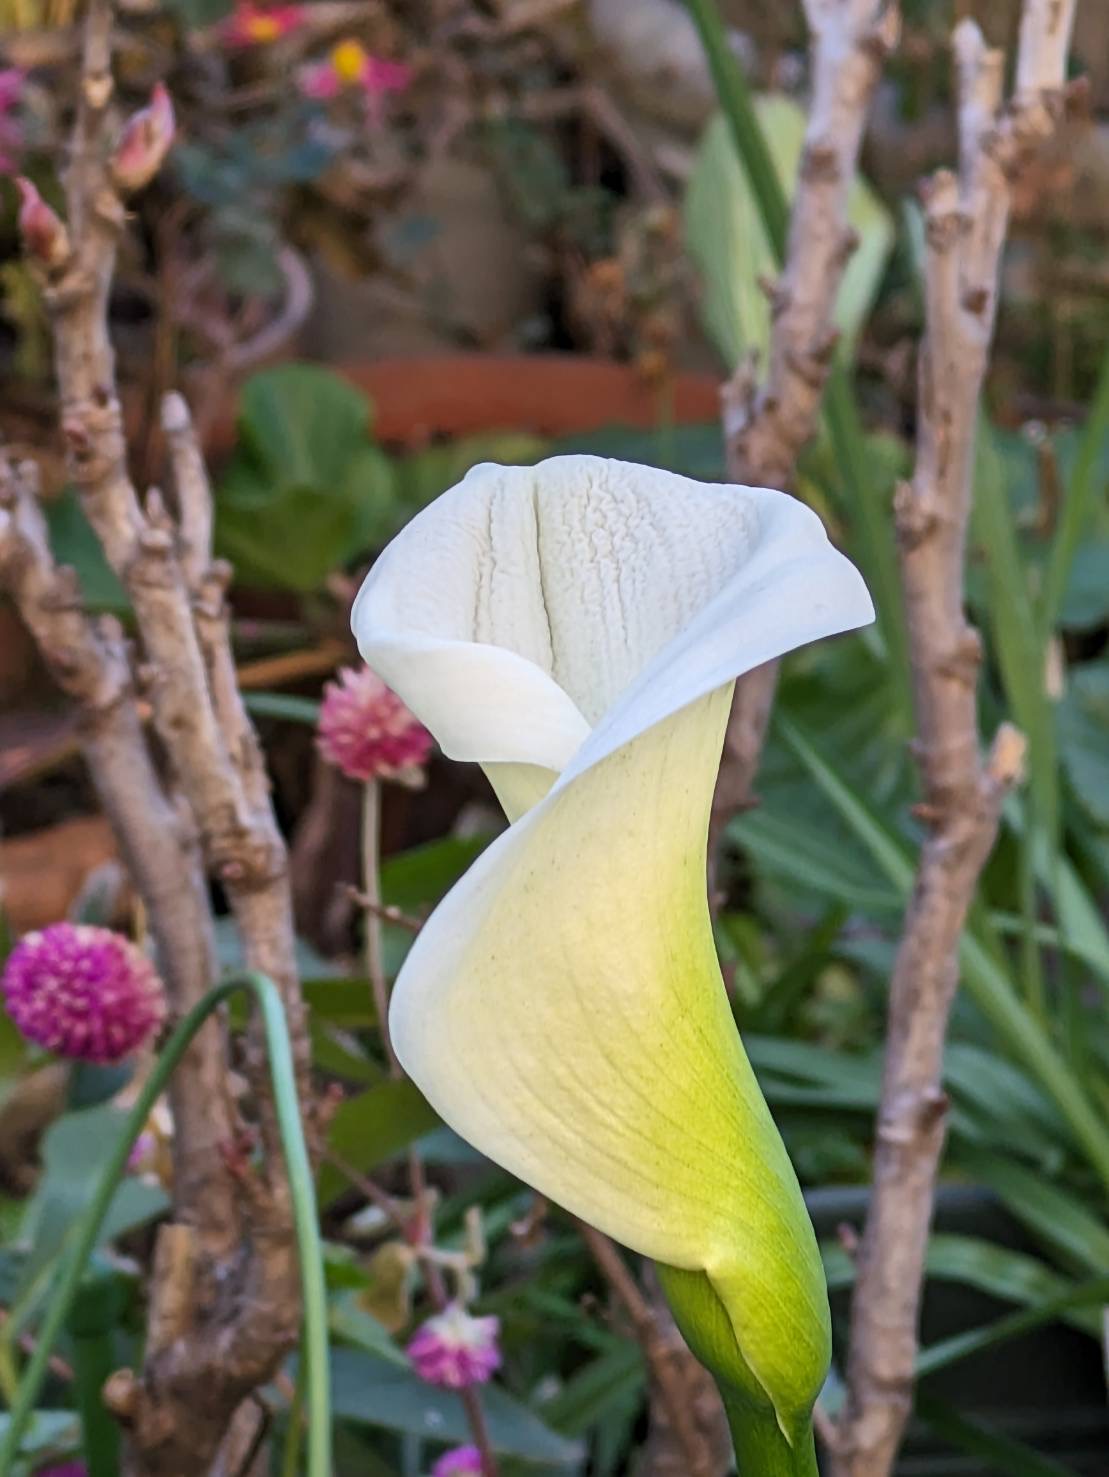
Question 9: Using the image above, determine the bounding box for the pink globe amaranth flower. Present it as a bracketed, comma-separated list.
[407, 1304, 501, 1390]
[1, 923, 167, 1063]
[317, 665, 432, 784]
[432, 1447, 483, 1476]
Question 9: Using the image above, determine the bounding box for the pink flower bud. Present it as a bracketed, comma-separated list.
[317, 665, 433, 784]
[15, 178, 69, 269]
[406, 1303, 501, 1390]
[111, 82, 175, 193]
[432, 1447, 483, 1476]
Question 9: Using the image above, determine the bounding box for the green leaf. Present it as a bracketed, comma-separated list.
[823, 1233, 1102, 1338]
[319, 1079, 440, 1206]
[45, 488, 128, 613]
[380, 835, 494, 912]
[1058, 662, 1109, 827]
[215, 364, 399, 590]
[771, 712, 1109, 1186]
[914, 1393, 1083, 1477]
[683, 0, 788, 258]
[1041, 339, 1109, 636]
[684, 102, 892, 372]
[216, 462, 393, 592]
[395, 433, 549, 516]
[953, 1150, 1109, 1277]
[917, 1273, 1109, 1378]
[329, 1291, 408, 1368]
[242, 691, 322, 725]
[325, 1346, 584, 1465]
[236, 364, 373, 491]
[15, 1106, 169, 1298]
[0, 1409, 80, 1466]
[538, 1341, 645, 1436]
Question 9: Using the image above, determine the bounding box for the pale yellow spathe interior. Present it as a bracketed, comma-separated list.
[390, 684, 830, 1431]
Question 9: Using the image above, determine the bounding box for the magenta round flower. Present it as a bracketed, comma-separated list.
[432, 1447, 483, 1476]
[407, 1304, 501, 1390]
[1, 924, 166, 1063]
[317, 665, 432, 784]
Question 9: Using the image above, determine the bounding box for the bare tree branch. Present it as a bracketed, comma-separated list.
[576, 1222, 728, 1477]
[0, 460, 240, 1256]
[1, 0, 315, 1466]
[834, 5, 1076, 1472]
[711, 0, 899, 850]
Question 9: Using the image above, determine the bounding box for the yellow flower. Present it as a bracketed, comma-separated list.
[331, 39, 368, 86]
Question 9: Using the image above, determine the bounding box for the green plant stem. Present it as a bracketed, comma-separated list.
[281, 1346, 307, 1477]
[684, 0, 788, 259]
[0, 973, 330, 1477]
[720, 1389, 819, 1477]
[362, 779, 399, 1075]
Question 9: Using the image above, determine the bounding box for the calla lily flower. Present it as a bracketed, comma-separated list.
[353, 456, 873, 1469]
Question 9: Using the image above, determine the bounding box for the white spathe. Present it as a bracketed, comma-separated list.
[352, 455, 873, 1439]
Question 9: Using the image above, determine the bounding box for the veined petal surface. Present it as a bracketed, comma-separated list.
[352, 455, 873, 1438]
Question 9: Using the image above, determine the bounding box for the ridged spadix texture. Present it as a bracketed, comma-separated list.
[353, 456, 873, 1448]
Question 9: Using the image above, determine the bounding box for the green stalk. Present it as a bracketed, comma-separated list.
[721, 1389, 819, 1477]
[67, 1269, 123, 1477]
[683, 0, 789, 260]
[0, 972, 330, 1477]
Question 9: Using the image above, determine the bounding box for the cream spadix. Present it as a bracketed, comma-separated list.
[353, 456, 873, 1463]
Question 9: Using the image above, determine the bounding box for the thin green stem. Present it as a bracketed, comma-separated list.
[362, 779, 399, 1075]
[281, 1347, 307, 1477]
[0, 972, 330, 1477]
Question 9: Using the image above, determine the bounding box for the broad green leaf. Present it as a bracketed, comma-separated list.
[236, 364, 373, 491]
[380, 835, 494, 912]
[684, 101, 893, 372]
[216, 460, 394, 591]
[15, 1106, 169, 1297]
[325, 1346, 584, 1465]
[319, 1078, 440, 1206]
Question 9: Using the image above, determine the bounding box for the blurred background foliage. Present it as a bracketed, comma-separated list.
[0, 1, 1108, 1474]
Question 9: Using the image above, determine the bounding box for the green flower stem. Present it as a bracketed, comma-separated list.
[68, 1269, 124, 1477]
[721, 1389, 819, 1477]
[0, 972, 330, 1477]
